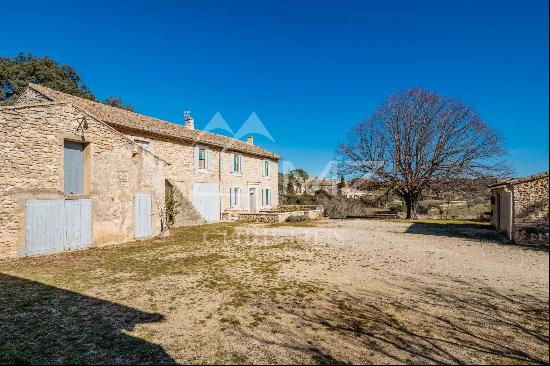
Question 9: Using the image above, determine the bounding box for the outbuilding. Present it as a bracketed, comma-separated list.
[488, 172, 549, 246]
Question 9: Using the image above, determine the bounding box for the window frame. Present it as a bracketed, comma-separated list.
[230, 187, 241, 208]
[198, 147, 207, 170]
[263, 188, 272, 206]
[231, 153, 244, 175]
[263, 160, 270, 177]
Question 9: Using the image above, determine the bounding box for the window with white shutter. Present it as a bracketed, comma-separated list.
[263, 160, 270, 177]
[231, 154, 244, 174]
[230, 187, 241, 207]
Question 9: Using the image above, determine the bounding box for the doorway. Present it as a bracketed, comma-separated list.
[249, 188, 257, 213]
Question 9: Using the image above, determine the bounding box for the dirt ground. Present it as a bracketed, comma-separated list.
[1, 219, 548, 364]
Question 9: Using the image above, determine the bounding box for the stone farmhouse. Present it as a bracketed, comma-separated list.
[0, 83, 279, 258]
[489, 171, 549, 246]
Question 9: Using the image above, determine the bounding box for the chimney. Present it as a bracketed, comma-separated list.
[246, 136, 254, 145]
[184, 109, 194, 130]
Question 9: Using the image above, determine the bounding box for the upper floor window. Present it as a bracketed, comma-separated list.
[262, 160, 270, 177]
[230, 153, 244, 174]
[198, 148, 207, 169]
[194, 146, 211, 171]
[64, 141, 85, 194]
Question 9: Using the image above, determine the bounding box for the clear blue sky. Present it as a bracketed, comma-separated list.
[2, 0, 548, 177]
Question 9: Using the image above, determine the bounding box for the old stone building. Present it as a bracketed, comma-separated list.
[0, 102, 166, 258]
[489, 172, 549, 246]
[0, 83, 279, 258]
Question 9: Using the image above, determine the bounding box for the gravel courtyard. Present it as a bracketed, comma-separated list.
[1, 219, 548, 364]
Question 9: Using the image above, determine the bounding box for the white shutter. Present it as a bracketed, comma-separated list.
[261, 189, 265, 206]
[230, 154, 234, 173]
[206, 149, 212, 171]
[194, 146, 199, 171]
[240, 155, 244, 174]
[240, 188, 244, 207]
[268, 189, 271, 205]
[229, 188, 233, 207]
[262, 161, 266, 177]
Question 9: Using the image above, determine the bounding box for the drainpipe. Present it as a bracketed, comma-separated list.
[219, 148, 222, 220]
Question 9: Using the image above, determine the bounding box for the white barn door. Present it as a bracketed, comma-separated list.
[64, 199, 92, 250]
[192, 182, 220, 222]
[135, 193, 152, 238]
[26, 199, 92, 256]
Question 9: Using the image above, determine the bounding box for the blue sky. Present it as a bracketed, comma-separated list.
[2, 0, 548, 177]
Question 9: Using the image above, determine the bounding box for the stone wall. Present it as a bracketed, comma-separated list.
[513, 176, 549, 245]
[0, 103, 166, 258]
[114, 127, 279, 224]
[239, 206, 324, 223]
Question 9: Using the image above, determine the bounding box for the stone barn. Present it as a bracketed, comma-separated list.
[0, 101, 167, 258]
[489, 172, 549, 246]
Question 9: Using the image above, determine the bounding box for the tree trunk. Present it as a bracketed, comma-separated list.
[403, 194, 415, 219]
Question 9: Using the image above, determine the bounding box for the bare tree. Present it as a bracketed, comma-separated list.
[338, 88, 509, 219]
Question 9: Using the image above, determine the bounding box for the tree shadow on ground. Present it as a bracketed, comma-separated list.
[404, 221, 505, 242]
[238, 274, 549, 364]
[0, 273, 175, 364]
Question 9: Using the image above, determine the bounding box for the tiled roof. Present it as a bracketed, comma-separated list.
[27, 83, 279, 160]
[488, 171, 549, 188]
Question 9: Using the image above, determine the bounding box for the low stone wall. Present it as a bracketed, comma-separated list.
[239, 205, 324, 223]
[275, 205, 323, 212]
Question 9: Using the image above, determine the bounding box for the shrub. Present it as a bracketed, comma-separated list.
[285, 214, 309, 223]
[165, 186, 181, 228]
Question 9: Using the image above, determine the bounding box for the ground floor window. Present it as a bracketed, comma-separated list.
[230, 187, 241, 208]
[262, 188, 272, 206]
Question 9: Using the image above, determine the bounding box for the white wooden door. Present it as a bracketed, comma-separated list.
[249, 188, 257, 213]
[192, 182, 220, 222]
[64, 199, 92, 250]
[135, 193, 152, 238]
[26, 199, 92, 256]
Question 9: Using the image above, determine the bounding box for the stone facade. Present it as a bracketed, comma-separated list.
[490, 172, 549, 246]
[512, 175, 549, 245]
[16, 84, 280, 225]
[117, 127, 279, 222]
[0, 102, 166, 258]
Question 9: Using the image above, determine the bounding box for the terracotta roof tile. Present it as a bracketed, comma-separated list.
[28, 83, 279, 160]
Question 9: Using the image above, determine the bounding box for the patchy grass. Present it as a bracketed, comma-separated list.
[0, 222, 322, 364]
[1, 219, 547, 364]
